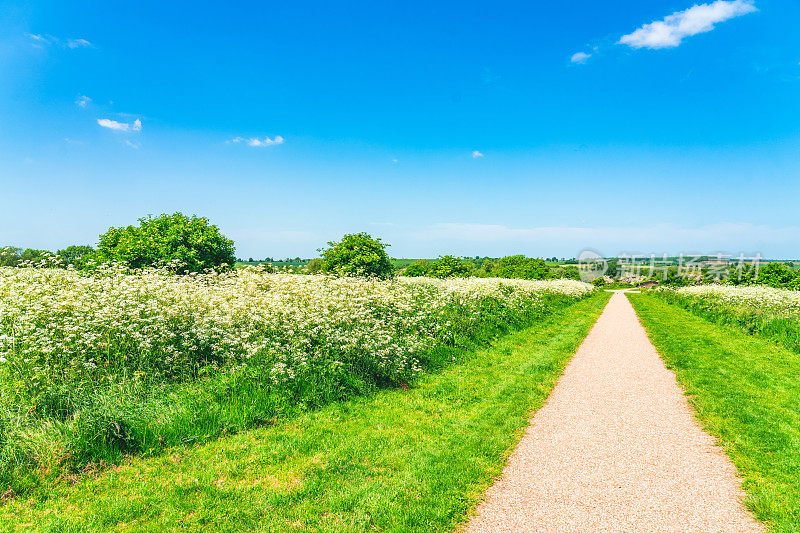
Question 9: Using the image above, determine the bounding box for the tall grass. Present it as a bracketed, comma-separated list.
[0, 266, 593, 494]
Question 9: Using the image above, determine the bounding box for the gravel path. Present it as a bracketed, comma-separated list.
[465, 291, 763, 532]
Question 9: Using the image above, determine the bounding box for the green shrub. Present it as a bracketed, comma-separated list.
[491, 255, 549, 279]
[403, 260, 431, 277]
[756, 263, 800, 290]
[319, 233, 394, 278]
[56, 245, 96, 269]
[556, 267, 581, 280]
[97, 213, 235, 272]
[20, 249, 50, 264]
[305, 258, 324, 273]
[430, 255, 470, 278]
[0, 247, 21, 267]
[592, 277, 607, 287]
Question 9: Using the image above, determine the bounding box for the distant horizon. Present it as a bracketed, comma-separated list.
[4, 220, 798, 262]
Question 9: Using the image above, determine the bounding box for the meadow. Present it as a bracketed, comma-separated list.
[0, 265, 593, 496]
[0, 292, 611, 531]
[652, 284, 800, 354]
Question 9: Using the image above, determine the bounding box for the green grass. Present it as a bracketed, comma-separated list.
[651, 288, 800, 356]
[628, 293, 800, 532]
[0, 292, 610, 532]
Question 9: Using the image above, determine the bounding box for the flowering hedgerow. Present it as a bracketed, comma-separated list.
[0, 265, 593, 489]
[0, 265, 593, 390]
[655, 284, 800, 316]
[653, 284, 800, 353]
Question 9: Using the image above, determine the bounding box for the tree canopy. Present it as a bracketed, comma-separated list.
[320, 232, 394, 278]
[97, 213, 235, 272]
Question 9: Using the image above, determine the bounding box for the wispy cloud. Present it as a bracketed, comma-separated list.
[124, 140, 141, 149]
[97, 118, 142, 132]
[66, 38, 92, 49]
[571, 51, 591, 64]
[471, 150, 484, 159]
[26, 33, 93, 49]
[618, 0, 757, 50]
[228, 135, 285, 147]
[75, 95, 92, 108]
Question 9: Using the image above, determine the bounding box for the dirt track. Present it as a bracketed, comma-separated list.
[465, 291, 763, 532]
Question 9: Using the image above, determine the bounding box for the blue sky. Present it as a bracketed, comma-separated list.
[1, 0, 799, 259]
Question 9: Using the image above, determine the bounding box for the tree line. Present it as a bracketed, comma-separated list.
[1, 213, 577, 281]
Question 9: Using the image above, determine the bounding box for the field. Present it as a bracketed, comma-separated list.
[0, 266, 594, 497]
[4, 264, 800, 531]
[0, 292, 611, 531]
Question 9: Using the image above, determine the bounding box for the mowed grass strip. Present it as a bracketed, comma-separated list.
[0, 292, 610, 532]
[628, 293, 800, 532]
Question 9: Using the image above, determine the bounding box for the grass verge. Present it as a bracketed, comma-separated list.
[651, 287, 800, 356]
[628, 293, 800, 532]
[0, 292, 610, 532]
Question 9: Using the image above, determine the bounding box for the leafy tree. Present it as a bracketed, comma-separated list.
[97, 213, 235, 272]
[403, 259, 431, 277]
[756, 262, 800, 290]
[662, 266, 690, 287]
[319, 232, 394, 278]
[476, 258, 496, 277]
[305, 258, 324, 273]
[0, 246, 21, 267]
[491, 255, 549, 279]
[20, 248, 50, 263]
[605, 258, 619, 278]
[552, 266, 581, 280]
[430, 255, 470, 278]
[56, 245, 95, 268]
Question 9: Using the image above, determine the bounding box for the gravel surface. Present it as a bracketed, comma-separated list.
[465, 291, 764, 533]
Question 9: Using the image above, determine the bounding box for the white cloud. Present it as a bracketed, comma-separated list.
[471, 150, 484, 158]
[97, 119, 128, 131]
[229, 135, 285, 147]
[619, 0, 757, 49]
[124, 140, 141, 149]
[97, 118, 142, 132]
[571, 51, 591, 64]
[26, 33, 93, 49]
[66, 38, 92, 49]
[75, 95, 91, 108]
